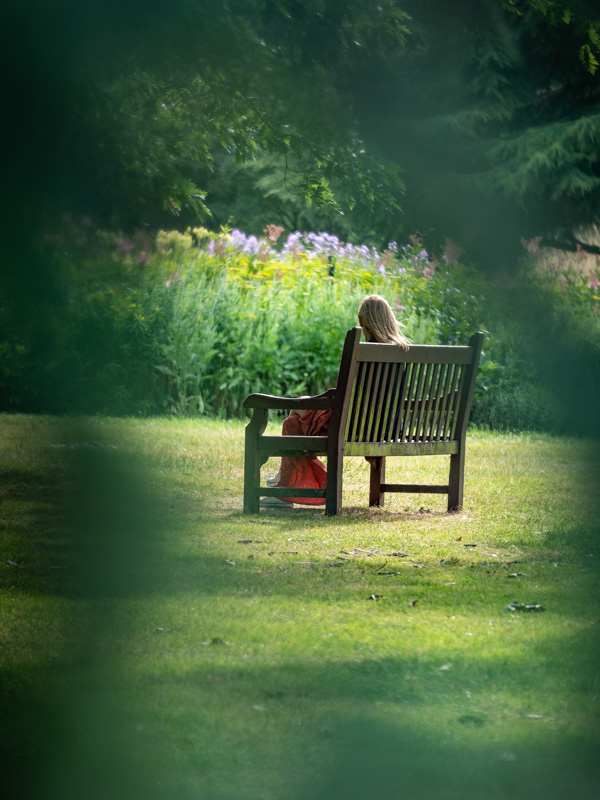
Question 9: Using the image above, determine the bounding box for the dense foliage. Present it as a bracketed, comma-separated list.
[4, 222, 599, 433]
[4, 2, 599, 247]
[351, 0, 600, 262]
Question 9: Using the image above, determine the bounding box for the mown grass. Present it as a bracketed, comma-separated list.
[1, 414, 599, 800]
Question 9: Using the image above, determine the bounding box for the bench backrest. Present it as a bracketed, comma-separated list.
[334, 328, 483, 446]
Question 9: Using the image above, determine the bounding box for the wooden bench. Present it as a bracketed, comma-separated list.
[243, 327, 483, 515]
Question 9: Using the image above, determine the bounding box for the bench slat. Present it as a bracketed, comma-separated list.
[425, 363, 446, 441]
[260, 487, 326, 497]
[356, 361, 375, 442]
[257, 435, 328, 454]
[344, 440, 459, 457]
[371, 362, 388, 442]
[434, 364, 455, 440]
[443, 365, 462, 440]
[398, 362, 418, 441]
[450, 365, 467, 440]
[357, 342, 474, 364]
[381, 483, 450, 494]
[420, 362, 440, 441]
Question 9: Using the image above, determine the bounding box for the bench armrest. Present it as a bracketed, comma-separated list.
[244, 387, 336, 411]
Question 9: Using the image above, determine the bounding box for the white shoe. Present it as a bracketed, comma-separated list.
[260, 495, 294, 508]
[266, 466, 281, 487]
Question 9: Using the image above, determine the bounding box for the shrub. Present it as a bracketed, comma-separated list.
[5, 220, 598, 433]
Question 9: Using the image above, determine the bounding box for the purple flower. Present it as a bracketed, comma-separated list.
[230, 229, 248, 249]
[243, 235, 260, 255]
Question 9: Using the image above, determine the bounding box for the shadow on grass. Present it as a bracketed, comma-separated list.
[2, 420, 600, 800]
[5, 646, 599, 800]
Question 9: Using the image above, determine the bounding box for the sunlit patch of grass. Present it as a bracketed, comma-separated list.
[1, 415, 599, 800]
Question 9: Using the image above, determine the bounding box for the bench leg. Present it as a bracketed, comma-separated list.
[325, 450, 343, 516]
[243, 449, 260, 513]
[448, 450, 464, 511]
[244, 410, 268, 514]
[367, 457, 385, 507]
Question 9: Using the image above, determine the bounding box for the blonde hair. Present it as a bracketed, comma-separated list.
[358, 295, 410, 350]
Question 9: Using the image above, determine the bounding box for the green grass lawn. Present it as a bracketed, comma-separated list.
[1, 415, 599, 800]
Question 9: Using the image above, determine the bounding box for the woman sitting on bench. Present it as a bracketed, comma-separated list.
[261, 294, 410, 508]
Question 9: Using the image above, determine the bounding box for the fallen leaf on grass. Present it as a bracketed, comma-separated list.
[153, 627, 180, 633]
[507, 572, 527, 578]
[442, 581, 457, 586]
[507, 601, 544, 612]
[377, 571, 401, 576]
[438, 663, 452, 671]
[225, 560, 235, 566]
[389, 551, 409, 558]
[368, 594, 385, 601]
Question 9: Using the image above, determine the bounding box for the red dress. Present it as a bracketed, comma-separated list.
[276, 409, 331, 504]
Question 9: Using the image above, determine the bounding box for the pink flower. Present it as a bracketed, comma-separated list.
[588, 272, 600, 290]
[117, 237, 135, 255]
[135, 229, 153, 252]
[395, 298, 406, 312]
[265, 224, 285, 243]
[443, 237, 462, 266]
[166, 270, 181, 288]
[520, 236, 542, 253]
